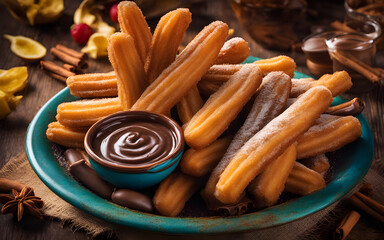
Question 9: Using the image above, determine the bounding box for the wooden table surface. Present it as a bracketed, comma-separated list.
[0, 0, 383, 239]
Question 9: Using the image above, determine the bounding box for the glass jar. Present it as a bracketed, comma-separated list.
[326, 32, 376, 92]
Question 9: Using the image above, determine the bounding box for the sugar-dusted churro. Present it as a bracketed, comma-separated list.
[146, 8, 192, 83]
[214, 86, 332, 204]
[248, 143, 297, 208]
[199, 56, 295, 95]
[184, 64, 263, 149]
[66, 72, 118, 98]
[214, 37, 250, 64]
[291, 71, 352, 97]
[300, 154, 330, 176]
[180, 136, 232, 177]
[56, 97, 123, 128]
[176, 85, 204, 124]
[296, 114, 362, 159]
[202, 71, 291, 204]
[108, 33, 147, 110]
[131, 21, 228, 114]
[285, 162, 326, 195]
[153, 170, 204, 217]
[117, 1, 152, 63]
[46, 121, 87, 148]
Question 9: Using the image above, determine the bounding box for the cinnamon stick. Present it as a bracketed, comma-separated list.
[47, 72, 67, 82]
[350, 194, 384, 223]
[333, 210, 360, 240]
[56, 44, 88, 60]
[355, 192, 384, 216]
[0, 178, 27, 192]
[359, 183, 373, 196]
[63, 64, 76, 72]
[40, 61, 75, 78]
[329, 51, 381, 83]
[325, 97, 364, 116]
[51, 47, 88, 69]
[330, 21, 355, 32]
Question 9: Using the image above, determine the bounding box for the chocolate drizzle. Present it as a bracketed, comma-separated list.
[203, 192, 253, 216]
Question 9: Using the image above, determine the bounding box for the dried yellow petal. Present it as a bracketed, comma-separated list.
[0, 90, 23, 119]
[0, 67, 28, 94]
[4, 35, 46, 62]
[81, 33, 109, 59]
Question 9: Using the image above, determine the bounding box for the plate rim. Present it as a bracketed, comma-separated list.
[25, 56, 374, 234]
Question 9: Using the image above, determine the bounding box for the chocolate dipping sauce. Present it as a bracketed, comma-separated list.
[85, 111, 184, 173]
[302, 37, 333, 66]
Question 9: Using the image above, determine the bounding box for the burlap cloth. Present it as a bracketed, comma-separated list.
[1, 153, 383, 239]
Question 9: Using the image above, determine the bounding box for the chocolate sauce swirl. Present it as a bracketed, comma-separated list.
[86, 111, 184, 172]
[94, 121, 176, 166]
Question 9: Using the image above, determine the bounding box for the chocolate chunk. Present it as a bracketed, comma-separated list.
[204, 193, 253, 217]
[64, 149, 84, 165]
[112, 189, 154, 213]
[69, 160, 114, 199]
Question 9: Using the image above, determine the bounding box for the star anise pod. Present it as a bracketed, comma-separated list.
[0, 187, 44, 222]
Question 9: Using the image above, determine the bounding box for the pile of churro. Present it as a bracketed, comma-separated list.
[46, 1, 363, 217]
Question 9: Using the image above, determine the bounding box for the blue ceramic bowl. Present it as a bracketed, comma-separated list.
[84, 110, 184, 189]
[25, 56, 374, 234]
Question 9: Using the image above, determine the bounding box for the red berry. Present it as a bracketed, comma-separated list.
[70, 23, 94, 45]
[110, 3, 118, 23]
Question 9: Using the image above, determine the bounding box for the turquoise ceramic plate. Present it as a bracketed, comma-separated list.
[26, 57, 374, 234]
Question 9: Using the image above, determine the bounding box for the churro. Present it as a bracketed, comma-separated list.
[291, 71, 352, 97]
[215, 86, 332, 204]
[66, 72, 117, 98]
[117, 1, 152, 63]
[56, 97, 122, 128]
[180, 136, 232, 177]
[214, 37, 250, 64]
[108, 33, 147, 110]
[131, 21, 228, 114]
[285, 162, 326, 195]
[153, 170, 204, 217]
[202, 71, 292, 204]
[199, 56, 295, 95]
[253, 55, 296, 78]
[248, 143, 297, 208]
[176, 85, 204, 124]
[184, 64, 263, 149]
[145, 8, 192, 83]
[46, 121, 87, 148]
[300, 154, 330, 176]
[297, 115, 362, 159]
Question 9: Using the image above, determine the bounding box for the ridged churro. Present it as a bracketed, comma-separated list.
[131, 21, 228, 114]
[215, 86, 332, 204]
[145, 8, 192, 83]
[296, 115, 362, 159]
[56, 97, 122, 128]
[199, 56, 295, 95]
[300, 154, 330, 176]
[117, 1, 152, 63]
[176, 85, 204, 124]
[46, 121, 87, 148]
[285, 162, 326, 195]
[153, 170, 204, 217]
[184, 64, 263, 149]
[180, 136, 232, 177]
[108, 33, 147, 110]
[202, 71, 291, 205]
[214, 37, 250, 64]
[291, 71, 352, 97]
[66, 72, 118, 98]
[248, 143, 297, 208]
